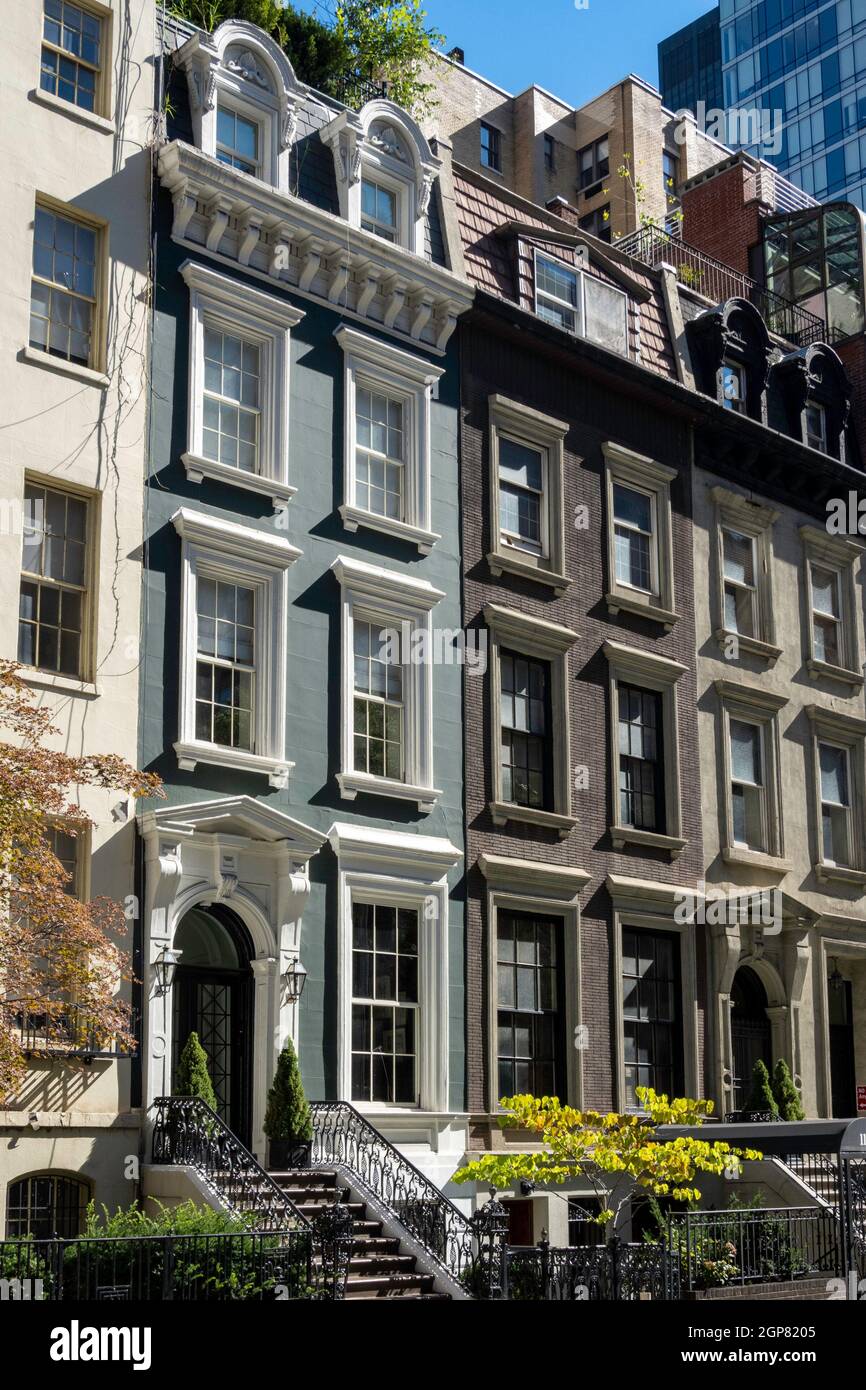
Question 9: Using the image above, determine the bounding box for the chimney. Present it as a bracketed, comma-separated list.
[447, 46, 465, 65]
[546, 195, 580, 227]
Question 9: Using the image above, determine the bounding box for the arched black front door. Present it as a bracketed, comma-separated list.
[731, 966, 772, 1112]
[172, 905, 254, 1147]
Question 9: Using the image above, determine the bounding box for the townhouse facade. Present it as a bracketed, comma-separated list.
[0, 0, 155, 1235]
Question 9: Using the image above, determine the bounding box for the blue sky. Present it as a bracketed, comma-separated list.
[298, 0, 718, 106]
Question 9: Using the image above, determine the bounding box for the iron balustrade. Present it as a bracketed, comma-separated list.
[0, 1229, 312, 1301]
[16, 1007, 137, 1062]
[310, 1101, 499, 1292]
[151, 1096, 307, 1231]
[615, 225, 827, 347]
[669, 1206, 842, 1292]
[332, 75, 388, 109]
[505, 1238, 679, 1301]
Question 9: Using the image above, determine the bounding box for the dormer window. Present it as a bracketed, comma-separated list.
[320, 100, 441, 257]
[361, 178, 399, 243]
[805, 401, 827, 452]
[175, 20, 307, 194]
[721, 360, 746, 414]
[216, 105, 260, 176]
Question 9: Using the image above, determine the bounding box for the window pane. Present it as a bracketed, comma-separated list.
[730, 719, 761, 784]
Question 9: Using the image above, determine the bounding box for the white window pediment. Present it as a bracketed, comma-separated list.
[174, 19, 308, 192]
[319, 99, 441, 256]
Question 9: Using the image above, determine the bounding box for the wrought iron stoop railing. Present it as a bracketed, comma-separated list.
[310, 1101, 505, 1297]
[150, 1097, 352, 1299]
[782, 1151, 866, 1274]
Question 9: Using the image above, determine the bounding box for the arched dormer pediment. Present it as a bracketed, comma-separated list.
[771, 341, 851, 461]
[688, 297, 772, 423]
[175, 20, 308, 192]
[319, 98, 441, 256]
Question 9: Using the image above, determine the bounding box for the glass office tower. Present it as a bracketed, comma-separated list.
[659, 7, 724, 118]
[660, 0, 866, 210]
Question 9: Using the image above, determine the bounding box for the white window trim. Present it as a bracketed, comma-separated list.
[603, 639, 687, 858]
[715, 678, 789, 873]
[533, 249, 629, 357]
[486, 394, 571, 594]
[806, 704, 866, 886]
[607, 874, 699, 1113]
[603, 441, 677, 628]
[331, 554, 445, 810]
[335, 324, 444, 552]
[484, 602, 578, 838]
[329, 821, 461, 1114]
[34, 0, 114, 126]
[180, 260, 304, 510]
[172, 507, 302, 787]
[800, 525, 864, 688]
[319, 101, 441, 258]
[710, 486, 781, 662]
[176, 22, 305, 194]
[480, 853, 589, 1113]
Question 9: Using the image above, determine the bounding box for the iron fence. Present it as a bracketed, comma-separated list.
[0, 1229, 314, 1301]
[616, 224, 826, 346]
[504, 1238, 678, 1301]
[669, 1206, 842, 1293]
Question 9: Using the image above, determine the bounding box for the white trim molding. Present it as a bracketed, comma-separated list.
[172, 508, 302, 787]
[319, 99, 441, 257]
[603, 440, 678, 628]
[139, 796, 326, 1159]
[714, 678, 790, 874]
[329, 821, 462, 1114]
[173, 20, 308, 193]
[180, 260, 305, 509]
[157, 141, 473, 356]
[480, 853, 589, 1114]
[335, 324, 444, 551]
[330, 554, 445, 810]
[484, 602, 579, 837]
[486, 394, 571, 594]
[603, 639, 688, 858]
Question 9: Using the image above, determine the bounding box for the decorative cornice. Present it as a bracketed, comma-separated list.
[805, 703, 866, 740]
[714, 678, 788, 713]
[331, 553, 445, 610]
[158, 140, 473, 355]
[483, 602, 578, 655]
[799, 523, 864, 565]
[180, 257, 305, 328]
[603, 638, 687, 685]
[171, 507, 302, 567]
[328, 821, 462, 877]
[478, 852, 589, 895]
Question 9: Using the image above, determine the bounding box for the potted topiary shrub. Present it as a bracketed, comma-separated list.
[175, 1031, 218, 1111]
[742, 1059, 779, 1121]
[264, 1038, 313, 1170]
[771, 1058, 805, 1121]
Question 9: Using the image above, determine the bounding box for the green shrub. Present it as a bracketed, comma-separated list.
[742, 1059, 779, 1118]
[771, 1059, 805, 1121]
[264, 1038, 312, 1142]
[175, 1030, 218, 1111]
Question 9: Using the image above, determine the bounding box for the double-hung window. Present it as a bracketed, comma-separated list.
[30, 204, 98, 369]
[536, 255, 579, 332]
[618, 686, 664, 832]
[497, 912, 561, 1099]
[805, 401, 827, 452]
[19, 482, 89, 679]
[355, 387, 405, 522]
[578, 135, 609, 191]
[613, 483, 654, 593]
[480, 121, 502, 172]
[194, 578, 255, 753]
[722, 528, 758, 636]
[499, 437, 544, 555]
[40, 0, 102, 115]
[622, 928, 681, 1109]
[216, 104, 260, 175]
[534, 253, 628, 354]
[487, 396, 569, 591]
[202, 328, 260, 474]
[810, 563, 843, 666]
[353, 620, 404, 782]
[351, 902, 418, 1105]
[729, 718, 766, 851]
[361, 178, 398, 241]
[500, 650, 551, 811]
[819, 741, 852, 866]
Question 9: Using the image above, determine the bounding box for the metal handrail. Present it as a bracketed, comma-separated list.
[151, 1096, 309, 1231]
[16, 1007, 137, 1061]
[310, 1101, 490, 1289]
[616, 224, 826, 347]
